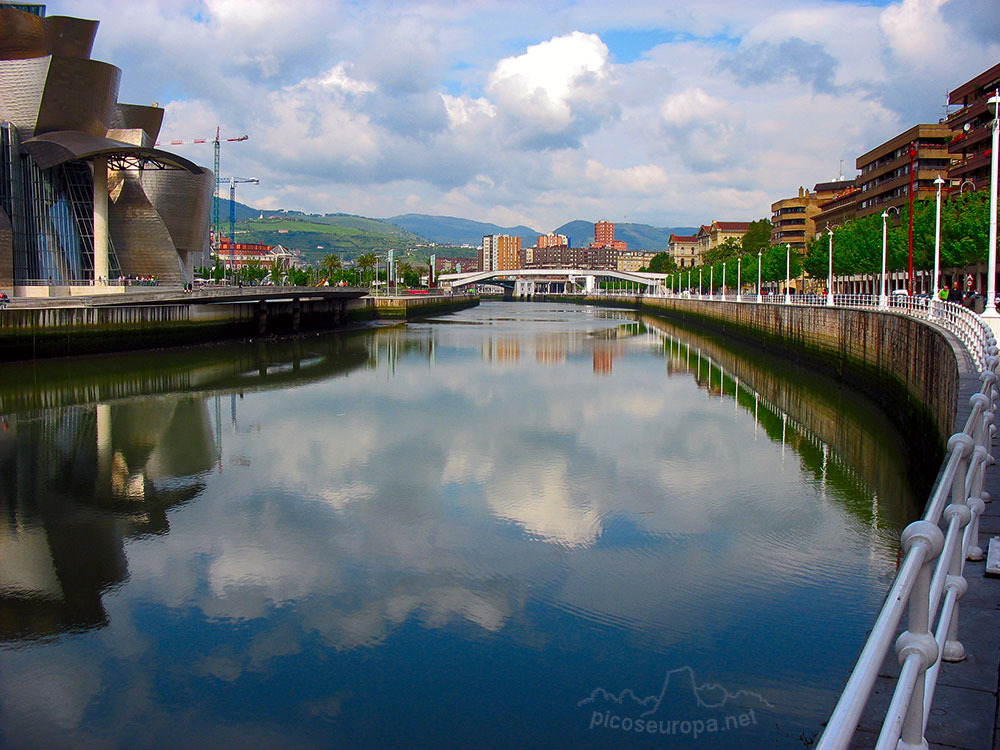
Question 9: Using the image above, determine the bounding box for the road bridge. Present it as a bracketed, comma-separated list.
[437, 268, 666, 295]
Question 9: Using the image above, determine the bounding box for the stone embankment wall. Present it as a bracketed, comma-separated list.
[0, 294, 479, 360]
[637, 297, 960, 448]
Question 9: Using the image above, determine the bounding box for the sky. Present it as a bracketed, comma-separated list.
[55, 0, 1000, 232]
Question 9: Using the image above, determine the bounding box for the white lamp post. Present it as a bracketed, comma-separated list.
[880, 210, 890, 309]
[736, 257, 742, 302]
[785, 244, 791, 304]
[934, 174, 945, 310]
[826, 226, 835, 307]
[699, 267, 703, 298]
[723, 261, 727, 298]
[688, 270, 691, 295]
[710, 266, 714, 298]
[757, 250, 763, 302]
[985, 89, 1000, 330]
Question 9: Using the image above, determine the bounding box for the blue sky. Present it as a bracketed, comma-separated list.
[56, 0, 1000, 231]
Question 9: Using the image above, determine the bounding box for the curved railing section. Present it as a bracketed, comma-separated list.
[587, 288, 998, 747]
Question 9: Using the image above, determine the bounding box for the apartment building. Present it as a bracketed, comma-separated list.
[855, 124, 954, 219]
[771, 181, 853, 248]
[480, 234, 522, 272]
[947, 62, 1000, 194]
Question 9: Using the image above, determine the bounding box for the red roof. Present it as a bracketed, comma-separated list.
[669, 234, 698, 243]
[713, 221, 752, 231]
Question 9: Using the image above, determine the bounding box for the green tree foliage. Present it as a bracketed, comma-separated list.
[802, 190, 990, 281]
[741, 218, 773, 255]
[647, 251, 677, 274]
[356, 252, 378, 286]
[320, 252, 343, 282]
[702, 237, 742, 265]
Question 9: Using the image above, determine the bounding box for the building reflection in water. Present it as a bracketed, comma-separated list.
[0, 334, 372, 643]
[0, 399, 215, 640]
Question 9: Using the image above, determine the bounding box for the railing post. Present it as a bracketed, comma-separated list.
[892, 521, 944, 750]
[942, 502, 972, 662]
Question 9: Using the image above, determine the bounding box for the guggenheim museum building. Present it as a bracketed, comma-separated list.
[0, 2, 214, 291]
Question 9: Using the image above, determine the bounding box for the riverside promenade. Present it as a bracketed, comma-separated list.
[851, 323, 1000, 750]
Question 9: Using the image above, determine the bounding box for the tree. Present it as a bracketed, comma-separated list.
[703, 237, 742, 265]
[320, 253, 342, 282]
[648, 251, 678, 274]
[741, 219, 773, 255]
[356, 252, 377, 286]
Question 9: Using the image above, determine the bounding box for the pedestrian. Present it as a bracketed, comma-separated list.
[938, 286, 949, 301]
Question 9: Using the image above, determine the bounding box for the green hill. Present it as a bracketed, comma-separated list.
[241, 215, 427, 263]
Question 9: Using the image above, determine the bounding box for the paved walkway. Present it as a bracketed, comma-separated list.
[851, 327, 1000, 749]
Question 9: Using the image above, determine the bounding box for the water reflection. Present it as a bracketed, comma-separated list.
[0, 303, 923, 748]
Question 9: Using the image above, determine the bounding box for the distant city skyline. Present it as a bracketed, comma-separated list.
[57, 0, 1000, 230]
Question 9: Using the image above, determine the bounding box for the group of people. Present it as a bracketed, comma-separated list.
[938, 279, 983, 309]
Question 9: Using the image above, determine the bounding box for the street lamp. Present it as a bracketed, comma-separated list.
[699, 267, 703, 298]
[710, 266, 714, 298]
[934, 174, 945, 306]
[785, 244, 791, 304]
[688, 269, 691, 295]
[736, 257, 742, 302]
[880, 206, 899, 309]
[985, 88, 1000, 330]
[723, 261, 727, 298]
[757, 250, 763, 302]
[826, 225, 836, 307]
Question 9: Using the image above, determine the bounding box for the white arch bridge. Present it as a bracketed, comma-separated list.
[437, 268, 667, 295]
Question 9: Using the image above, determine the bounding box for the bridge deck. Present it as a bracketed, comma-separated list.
[851, 325, 1000, 750]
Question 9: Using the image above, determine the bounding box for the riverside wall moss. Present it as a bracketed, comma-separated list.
[635, 297, 959, 453]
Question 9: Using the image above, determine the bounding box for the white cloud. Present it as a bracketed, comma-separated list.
[56, 0, 1000, 229]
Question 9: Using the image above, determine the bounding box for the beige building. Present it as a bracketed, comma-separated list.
[694, 221, 752, 262]
[616, 251, 656, 272]
[668, 234, 699, 268]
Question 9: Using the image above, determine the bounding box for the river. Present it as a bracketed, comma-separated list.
[0, 301, 925, 749]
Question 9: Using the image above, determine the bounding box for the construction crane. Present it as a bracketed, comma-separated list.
[217, 177, 259, 272]
[155, 128, 249, 251]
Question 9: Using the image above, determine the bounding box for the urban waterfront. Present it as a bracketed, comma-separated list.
[0, 301, 927, 749]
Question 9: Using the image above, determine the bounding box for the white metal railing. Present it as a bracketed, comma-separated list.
[595, 287, 997, 748]
[816, 336, 997, 749]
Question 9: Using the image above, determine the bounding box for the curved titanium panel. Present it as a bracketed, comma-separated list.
[35, 57, 120, 136]
[22, 130, 202, 172]
[43, 17, 99, 59]
[112, 104, 164, 143]
[0, 8, 47, 61]
[108, 172, 183, 283]
[0, 56, 51, 134]
[138, 166, 213, 255]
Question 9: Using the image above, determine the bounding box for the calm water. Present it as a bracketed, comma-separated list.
[0, 301, 924, 749]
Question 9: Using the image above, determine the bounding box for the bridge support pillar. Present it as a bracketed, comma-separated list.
[292, 298, 301, 332]
[257, 300, 267, 335]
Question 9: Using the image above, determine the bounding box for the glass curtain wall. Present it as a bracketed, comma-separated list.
[0, 122, 120, 283]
